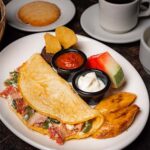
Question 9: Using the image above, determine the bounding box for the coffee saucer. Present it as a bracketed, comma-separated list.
[80, 4, 150, 44]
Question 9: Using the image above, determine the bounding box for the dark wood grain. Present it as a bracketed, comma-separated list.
[0, 0, 150, 150]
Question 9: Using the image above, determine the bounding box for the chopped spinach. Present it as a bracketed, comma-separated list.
[5, 71, 19, 86]
[43, 119, 51, 129]
[11, 100, 17, 109]
[82, 121, 92, 133]
[42, 117, 60, 129]
[23, 106, 35, 121]
[50, 118, 60, 124]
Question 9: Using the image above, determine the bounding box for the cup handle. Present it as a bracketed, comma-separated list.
[139, 0, 150, 17]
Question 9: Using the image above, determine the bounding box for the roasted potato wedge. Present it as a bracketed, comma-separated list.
[92, 92, 139, 139]
[55, 26, 77, 49]
[92, 105, 139, 139]
[44, 33, 61, 54]
[95, 92, 137, 114]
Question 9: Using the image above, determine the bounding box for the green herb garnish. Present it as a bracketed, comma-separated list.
[42, 117, 60, 129]
[5, 71, 19, 86]
[43, 119, 51, 129]
[23, 106, 35, 121]
[50, 118, 60, 124]
[11, 100, 17, 109]
[82, 121, 92, 133]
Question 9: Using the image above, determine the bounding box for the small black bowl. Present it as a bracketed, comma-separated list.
[72, 69, 111, 105]
[51, 48, 87, 80]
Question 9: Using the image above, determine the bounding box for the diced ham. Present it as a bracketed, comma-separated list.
[0, 86, 22, 100]
[56, 136, 64, 145]
[0, 86, 26, 114]
[28, 112, 47, 126]
[49, 124, 71, 145]
[49, 127, 64, 145]
[58, 124, 70, 138]
[49, 123, 84, 145]
[74, 123, 84, 132]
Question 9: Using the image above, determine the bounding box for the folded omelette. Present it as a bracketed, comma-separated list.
[0, 54, 103, 144]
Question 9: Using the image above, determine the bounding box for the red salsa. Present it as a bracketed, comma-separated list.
[55, 52, 84, 70]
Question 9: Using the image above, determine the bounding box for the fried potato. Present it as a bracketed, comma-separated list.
[44, 33, 61, 54]
[95, 92, 136, 114]
[92, 105, 139, 139]
[55, 26, 77, 49]
[92, 92, 139, 139]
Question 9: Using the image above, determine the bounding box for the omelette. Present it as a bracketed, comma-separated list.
[0, 54, 104, 144]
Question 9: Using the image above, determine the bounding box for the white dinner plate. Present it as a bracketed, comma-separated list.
[80, 4, 150, 44]
[0, 33, 149, 150]
[6, 0, 76, 32]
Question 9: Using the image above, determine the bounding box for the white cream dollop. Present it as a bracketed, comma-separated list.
[78, 72, 105, 92]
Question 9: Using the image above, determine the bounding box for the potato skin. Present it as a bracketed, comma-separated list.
[44, 33, 61, 54]
[93, 105, 139, 138]
[92, 92, 140, 139]
[56, 26, 77, 49]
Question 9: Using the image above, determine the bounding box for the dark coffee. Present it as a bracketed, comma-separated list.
[105, 0, 134, 4]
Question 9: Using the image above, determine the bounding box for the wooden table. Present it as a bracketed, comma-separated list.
[0, 0, 150, 149]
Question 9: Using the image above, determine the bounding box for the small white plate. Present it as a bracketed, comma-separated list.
[80, 4, 150, 44]
[0, 33, 149, 150]
[6, 0, 76, 32]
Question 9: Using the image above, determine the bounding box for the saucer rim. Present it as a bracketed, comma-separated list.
[80, 3, 150, 44]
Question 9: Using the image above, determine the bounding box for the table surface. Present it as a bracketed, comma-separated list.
[0, 0, 150, 150]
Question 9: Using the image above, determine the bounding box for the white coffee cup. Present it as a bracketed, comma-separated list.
[139, 26, 150, 74]
[99, 0, 150, 33]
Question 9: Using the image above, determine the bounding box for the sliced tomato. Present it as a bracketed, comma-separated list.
[0, 86, 14, 98]
[49, 127, 64, 145]
[0, 86, 22, 99]
[56, 136, 64, 145]
[15, 99, 26, 114]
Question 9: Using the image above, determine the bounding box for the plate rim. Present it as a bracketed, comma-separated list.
[0, 32, 149, 150]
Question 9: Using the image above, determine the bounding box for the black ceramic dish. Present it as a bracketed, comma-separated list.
[72, 69, 111, 105]
[41, 46, 54, 64]
[51, 48, 87, 80]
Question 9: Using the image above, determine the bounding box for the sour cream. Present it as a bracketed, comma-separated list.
[78, 72, 105, 92]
